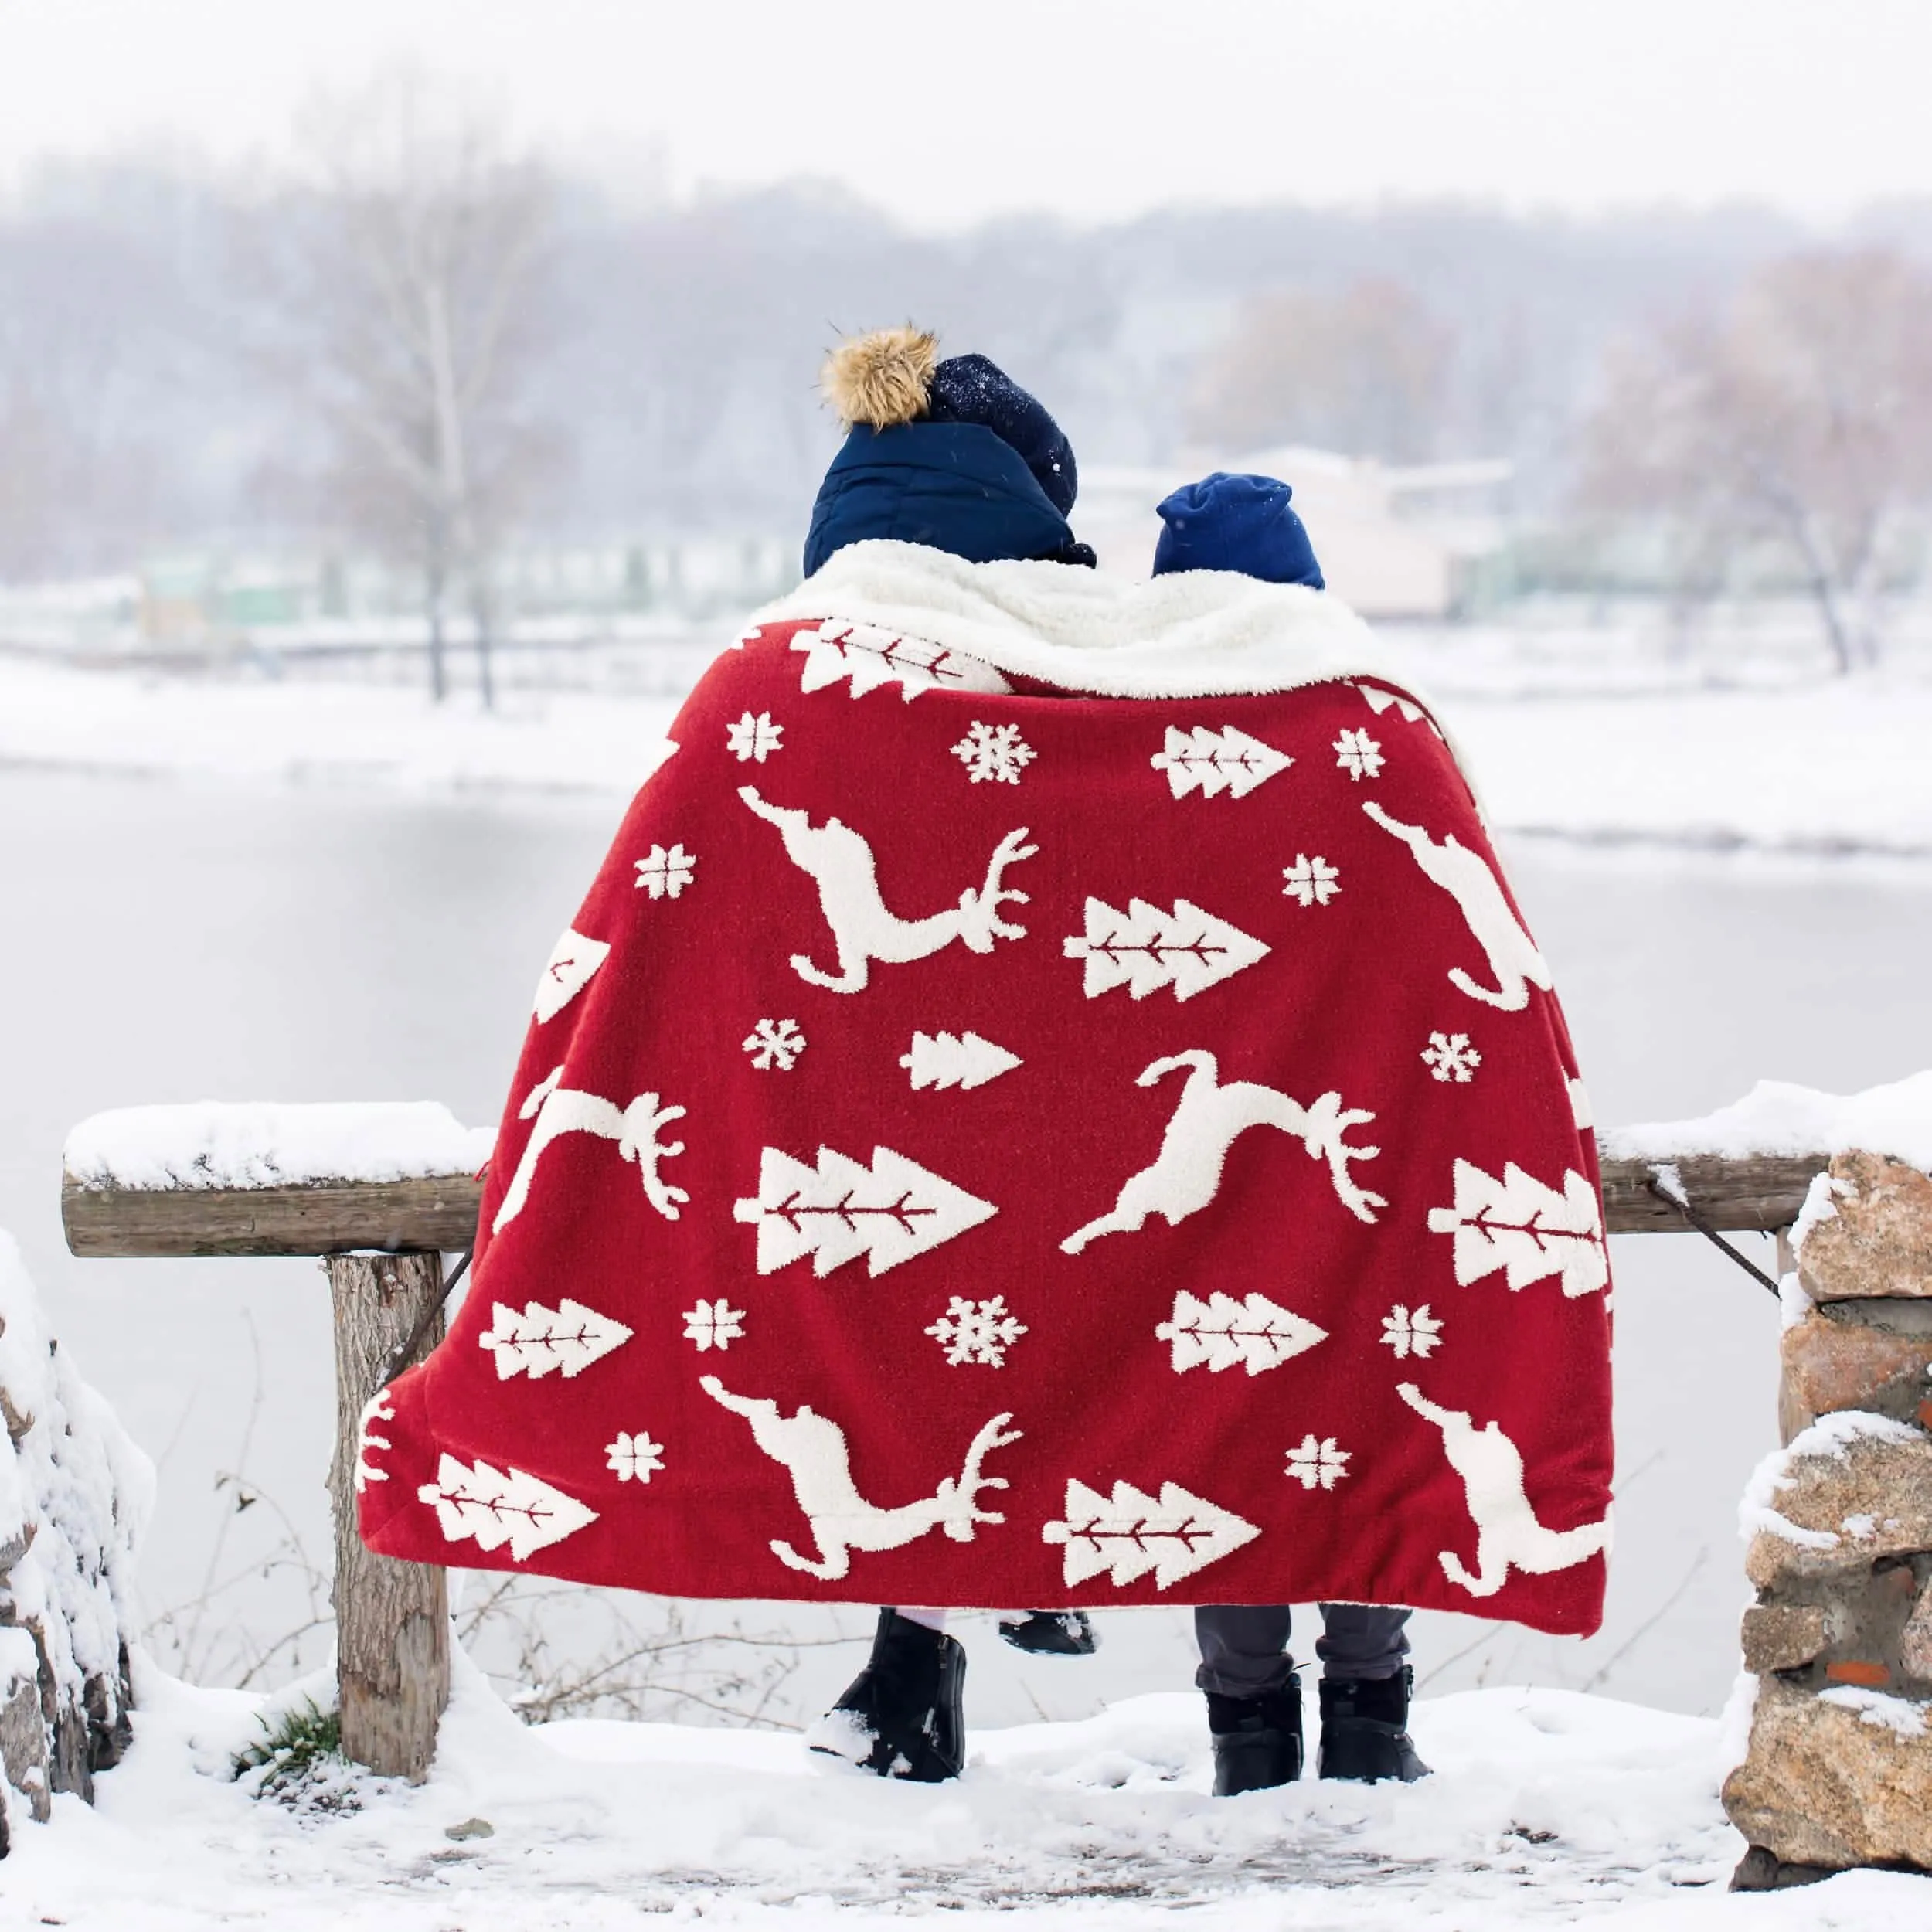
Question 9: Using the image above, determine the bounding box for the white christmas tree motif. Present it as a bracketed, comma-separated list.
[1284, 1434, 1351, 1492]
[1043, 1478, 1260, 1590]
[634, 843, 697, 899]
[1333, 728, 1385, 781]
[605, 1430, 665, 1483]
[1281, 854, 1341, 906]
[682, 1298, 745, 1352]
[1149, 725, 1293, 800]
[419, 1456, 597, 1562]
[733, 1144, 997, 1277]
[791, 619, 1012, 702]
[1421, 1031, 1482, 1083]
[1063, 896, 1270, 1002]
[352, 1389, 394, 1494]
[1568, 1078, 1594, 1129]
[1380, 1304, 1444, 1360]
[726, 710, 784, 763]
[1155, 1290, 1328, 1376]
[1427, 1158, 1609, 1298]
[900, 1029, 1023, 1092]
[532, 927, 610, 1024]
[479, 1298, 634, 1380]
[743, 1018, 807, 1070]
[952, 720, 1036, 784]
[927, 1294, 1027, 1366]
[1352, 681, 1429, 726]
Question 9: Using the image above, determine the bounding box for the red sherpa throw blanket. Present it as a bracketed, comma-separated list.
[361, 543, 1613, 1634]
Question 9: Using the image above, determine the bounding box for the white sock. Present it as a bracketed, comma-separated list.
[893, 1606, 948, 1633]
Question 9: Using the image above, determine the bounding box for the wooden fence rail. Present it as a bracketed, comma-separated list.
[61, 1150, 1826, 1259]
[60, 1139, 1828, 1782]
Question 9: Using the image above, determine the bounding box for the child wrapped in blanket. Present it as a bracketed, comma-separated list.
[810, 434, 1424, 1791]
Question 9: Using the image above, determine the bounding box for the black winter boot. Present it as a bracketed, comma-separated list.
[1317, 1667, 1430, 1783]
[806, 1610, 966, 1782]
[996, 1611, 1097, 1657]
[1206, 1678, 1303, 1795]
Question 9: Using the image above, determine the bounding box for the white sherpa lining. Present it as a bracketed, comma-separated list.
[748, 540, 1442, 708]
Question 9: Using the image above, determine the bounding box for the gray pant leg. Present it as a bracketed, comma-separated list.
[1192, 1604, 1294, 1697]
[1314, 1603, 1411, 1680]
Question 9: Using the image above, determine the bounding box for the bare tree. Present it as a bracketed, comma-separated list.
[1189, 277, 1451, 463]
[1578, 250, 1932, 672]
[271, 71, 563, 702]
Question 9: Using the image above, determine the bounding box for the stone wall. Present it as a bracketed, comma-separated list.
[1723, 1151, 1932, 1889]
[0, 1232, 151, 1856]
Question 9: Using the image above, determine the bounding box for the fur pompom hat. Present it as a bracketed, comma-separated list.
[821, 327, 1079, 515]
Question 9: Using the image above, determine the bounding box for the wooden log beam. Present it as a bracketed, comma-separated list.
[62, 1151, 1833, 1256]
[1597, 1153, 1826, 1235]
[325, 1251, 449, 1781]
[61, 1174, 481, 1258]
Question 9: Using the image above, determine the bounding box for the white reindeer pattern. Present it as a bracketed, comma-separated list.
[740, 786, 1036, 993]
[1362, 800, 1553, 1012]
[492, 1066, 689, 1234]
[1397, 1382, 1611, 1597]
[1062, 1049, 1385, 1254]
[700, 1377, 1022, 1580]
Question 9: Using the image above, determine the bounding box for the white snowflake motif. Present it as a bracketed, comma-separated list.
[1333, 728, 1385, 781]
[743, 1017, 806, 1070]
[1284, 1434, 1352, 1492]
[726, 710, 784, 763]
[682, 1298, 746, 1352]
[605, 1430, 666, 1484]
[925, 1294, 1028, 1367]
[1421, 1031, 1482, 1083]
[634, 842, 697, 899]
[951, 720, 1036, 786]
[1282, 853, 1341, 906]
[1380, 1304, 1444, 1360]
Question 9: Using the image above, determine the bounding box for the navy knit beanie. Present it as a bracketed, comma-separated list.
[1152, 472, 1325, 589]
[924, 352, 1078, 515]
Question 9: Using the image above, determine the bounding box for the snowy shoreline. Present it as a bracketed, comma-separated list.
[6, 652, 1932, 863]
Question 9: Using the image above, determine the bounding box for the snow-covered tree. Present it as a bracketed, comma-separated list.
[1427, 1158, 1607, 1297]
[1063, 897, 1270, 1002]
[1155, 1290, 1328, 1376]
[733, 1144, 996, 1277]
[1043, 1478, 1260, 1589]
[268, 67, 564, 705]
[1578, 249, 1932, 671]
[478, 1298, 634, 1379]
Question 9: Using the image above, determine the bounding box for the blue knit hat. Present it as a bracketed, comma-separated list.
[1152, 472, 1325, 588]
[925, 353, 1078, 515]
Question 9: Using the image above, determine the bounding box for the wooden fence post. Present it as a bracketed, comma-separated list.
[325, 1252, 449, 1781]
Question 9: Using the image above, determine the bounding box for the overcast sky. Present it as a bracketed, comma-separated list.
[4, 0, 1930, 226]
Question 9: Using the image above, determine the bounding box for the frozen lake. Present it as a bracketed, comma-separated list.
[5, 766, 1932, 1726]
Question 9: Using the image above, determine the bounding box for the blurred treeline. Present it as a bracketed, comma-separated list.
[5, 143, 1932, 582]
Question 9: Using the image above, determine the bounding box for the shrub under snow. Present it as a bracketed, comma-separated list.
[0, 1229, 151, 1854]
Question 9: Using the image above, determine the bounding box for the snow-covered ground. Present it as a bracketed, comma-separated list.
[13, 1653, 1917, 1930]
[6, 639, 1932, 857]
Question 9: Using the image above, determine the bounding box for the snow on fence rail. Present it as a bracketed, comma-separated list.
[44, 1090, 1910, 1809]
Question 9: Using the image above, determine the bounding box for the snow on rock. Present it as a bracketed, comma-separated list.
[0, 1230, 151, 1846]
[1818, 1686, 1931, 1740]
[1604, 1070, 1932, 1170]
[63, 1102, 492, 1192]
[1737, 1411, 1920, 1549]
[3, 1662, 1793, 1927]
